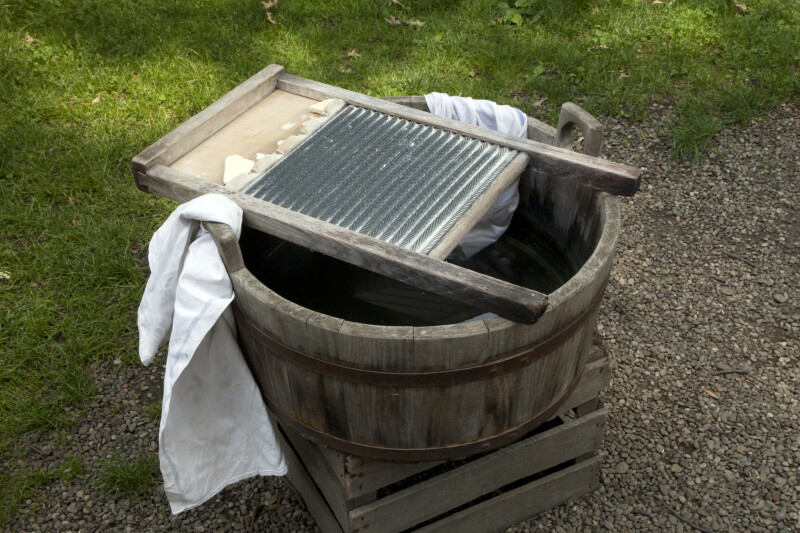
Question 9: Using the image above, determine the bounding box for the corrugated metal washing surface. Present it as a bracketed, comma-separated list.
[244, 105, 519, 255]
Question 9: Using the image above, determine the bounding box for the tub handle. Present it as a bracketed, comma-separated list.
[204, 221, 245, 273]
[555, 102, 604, 157]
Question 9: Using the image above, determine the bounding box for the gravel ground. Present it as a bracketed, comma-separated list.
[6, 102, 798, 533]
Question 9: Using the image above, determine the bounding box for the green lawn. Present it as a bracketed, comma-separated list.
[1, 0, 798, 524]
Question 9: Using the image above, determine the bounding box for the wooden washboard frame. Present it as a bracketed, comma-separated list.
[132, 64, 640, 324]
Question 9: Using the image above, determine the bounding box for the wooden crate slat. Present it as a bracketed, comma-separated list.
[554, 355, 610, 415]
[282, 423, 350, 528]
[310, 441, 348, 485]
[343, 457, 443, 501]
[346, 407, 607, 533]
[412, 455, 602, 533]
[276, 426, 345, 533]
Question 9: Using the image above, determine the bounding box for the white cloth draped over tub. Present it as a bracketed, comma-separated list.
[137, 194, 286, 515]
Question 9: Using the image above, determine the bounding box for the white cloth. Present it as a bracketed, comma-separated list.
[138, 194, 286, 514]
[424, 92, 528, 260]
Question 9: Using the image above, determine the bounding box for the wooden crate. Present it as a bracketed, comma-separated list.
[275, 349, 610, 533]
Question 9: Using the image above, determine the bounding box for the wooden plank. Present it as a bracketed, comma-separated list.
[343, 456, 444, 501]
[379, 95, 561, 149]
[303, 432, 348, 483]
[279, 74, 639, 196]
[575, 397, 603, 418]
[413, 455, 602, 533]
[527, 117, 557, 146]
[132, 64, 285, 178]
[170, 90, 320, 184]
[557, 356, 610, 415]
[347, 407, 607, 533]
[276, 427, 345, 533]
[282, 424, 350, 528]
[427, 152, 530, 259]
[136, 165, 548, 324]
[289, 419, 444, 501]
[380, 95, 429, 111]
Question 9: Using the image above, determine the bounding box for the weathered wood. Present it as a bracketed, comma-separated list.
[282, 423, 441, 518]
[379, 95, 592, 153]
[342, 456, 443, 501]
[328, 356, 607, 500]
[132, 64, 285, 179]
[379, 95, 429, 111]
[279, 398, 607, 533]
[305, 312, 345, 363]
[482, 265, 599, 360]
[203, 222, 244, 273]
[277, 427, 345, 533]
[411, 320, 489, 369]
[482, 190, 619, 356]
[527, 117, 558, 146]
[335, 322, 414, 371]
[556, 102, 604, 157]
[583, 195, 621, 274]
[220, 212, 611, 459]
[380, 95, 557, 146]
[427, 152, 530, 260]
[575, 397, 604, 418]
[282, 422, 350, 527]
[280, 74, 639, 195]
[413, 456, 602, 533]
[190, 80, 622, 462]
[347, 407, 607, 533]
[229, 272, 296, 420]
[238, 308, 598, 457]
[170, 90, 319, 183]
[139, 164, 548, 324]
[556, 356, 610, 415]
[227, 251, 591, 457]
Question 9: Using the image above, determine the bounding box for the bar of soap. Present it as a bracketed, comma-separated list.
[223, 155, 255, 185]
[301, 117, 327, 135]
[309, 98, 346, 117]
[276, 135, 305, 154]
[325, 98, 346, 116]
[252, 153, 282, 173]
[226, 172, 259, 192]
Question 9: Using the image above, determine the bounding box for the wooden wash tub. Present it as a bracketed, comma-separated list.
[133, 65, 631, 462]
[208, 177, 617, 462]
[204, 99, 619, 462]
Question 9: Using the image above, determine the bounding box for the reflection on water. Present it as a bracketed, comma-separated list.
[242, 213, 575, 327]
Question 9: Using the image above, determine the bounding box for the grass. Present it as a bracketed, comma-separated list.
[141, 401, 162, 421]
[0, 0, 797, 525]
[56, 455, 85, 486]
[97, 452, 159, 499]
[0, 468, 53, 526]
